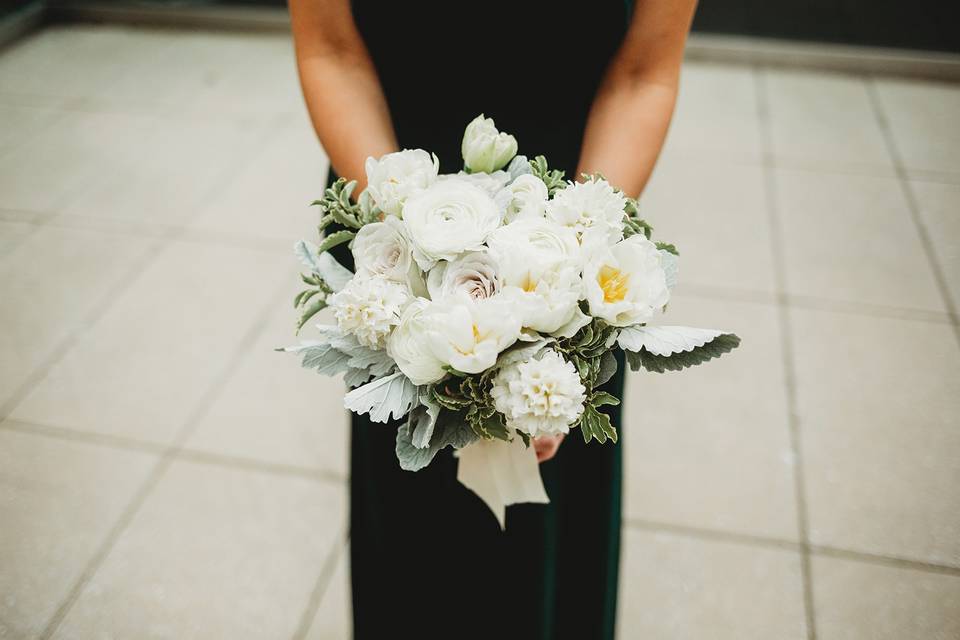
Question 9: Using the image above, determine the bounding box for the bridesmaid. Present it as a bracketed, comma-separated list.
[290, 1, 697, 638]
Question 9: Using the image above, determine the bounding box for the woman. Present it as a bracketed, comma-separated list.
[290, 1, 696, 637]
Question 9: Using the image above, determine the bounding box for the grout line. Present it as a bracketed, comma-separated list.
[290, 534, 349, 640]
[865, 77, 960, 348]
[177, 448, 347, 486]
[623, 518, 960, 577]
[754, 64, 818, 640]
[0, 418, 167, 455]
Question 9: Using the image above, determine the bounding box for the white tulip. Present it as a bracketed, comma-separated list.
[494, 174, 548, 223]
[426, 251, 501, 301]
[364, 149, 439, 217]
[583, 234, 670, 327]
[403, 179, 502, 270]
[421, 293, 521, 375]
[386, 298, 447, 385]
[461, 114, 518, 173]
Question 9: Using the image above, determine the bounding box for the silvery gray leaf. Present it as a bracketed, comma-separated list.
[497, 337, 554, 368]
[411, 391, 440, 449]
[294, 239, 321, 272]
[316, 252, 354, 292]
[396, 415, 439, 471]
[328, 332, 395, 377]
[344, 366, 374, 388]
[617, 325, 726, 356]
[660, 249, 679, 292]
[507, 155, 532, 180]
[344, 371, 419, 423]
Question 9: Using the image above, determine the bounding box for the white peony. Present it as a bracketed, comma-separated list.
[364, 149, 439, 217]
[420, 293, 521, 374]
[461, 114, 518, 173]
[545, 177, 626, 244]
[351, 216, 418, 283]
[403, 179, 502, 270]
[329, 275, 410, 349]
[583, 234, 670, 327]
[426, 251, 501, 301]
[491, 350, 586, 437]
[494, 174, 548, 223]
[487, 218, 583, 333]
[386, 297, 447, 385]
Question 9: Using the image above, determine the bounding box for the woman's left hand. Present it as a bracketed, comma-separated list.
[533, 433, 565, 463]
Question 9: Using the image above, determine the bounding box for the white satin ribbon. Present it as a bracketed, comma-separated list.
[455, 435, 549, 529]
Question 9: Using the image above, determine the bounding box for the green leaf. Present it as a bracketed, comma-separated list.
[579, 404, 618, 445]
[632, 333, 741, 373]
[396, 410, 479, 471]
[316, 229, 355, 254]
[595, 350, 618, 387]
[655, 241, 679, 255]
[515, 430, 531, 448]
[590, 391, 620, 407]
[296, 296, 328, 332]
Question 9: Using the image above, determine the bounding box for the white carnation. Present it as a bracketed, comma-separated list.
[491, 350, 586, 437]
[461, 114, 518, 173]
[420, 293, 521, 374]
[403, 179, 502, 270]
[329, 275, 410, 349]
[426, 251, 501, 301]
[364, 149, 439, 217]
[494, 174, 548, 223]
[583, 234, 670, 327]
[386, 297, 446, 385]
[545, 177, 626, 243]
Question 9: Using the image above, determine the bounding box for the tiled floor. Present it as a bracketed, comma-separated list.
[0, 24, 958, 640]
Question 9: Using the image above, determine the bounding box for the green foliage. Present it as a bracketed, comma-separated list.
[316, 229, 355, 254]
[293, 271, 333, 332]
[626, 333, 741, 373]
[529, 155, 567, 196]
[311, 178, 371, 230]
[396, 407, 479, 471]
[579, 403, 618, 444]
[427, 370, 513, 443]
[622, 196, 654, 240]
[656, 241, 679, 255]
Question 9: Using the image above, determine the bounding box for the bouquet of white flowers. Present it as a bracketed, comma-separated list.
[282, 115, 740, 526]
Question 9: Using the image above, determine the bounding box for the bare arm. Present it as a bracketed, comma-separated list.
[576, 0, 698, 197]
[289, 0, 397, 190]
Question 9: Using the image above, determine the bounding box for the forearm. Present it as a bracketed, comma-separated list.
[576, 76, 677, 197]
[290, 0, 397, 190]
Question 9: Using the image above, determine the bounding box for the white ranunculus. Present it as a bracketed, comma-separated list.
[583, 234, 670, 327]
[545, 177, 626, 244]
[403, 179, 502, 270]
[352, 216, 418, 283]
[420, 293, 521, 374]
[440, 170, 512, 197]
[386, 297, 447, 385]
[364, 149, 439, 217]
[426, 251, 501, 301]
[461, 114, 518, 173]
[486, 218, 583, 333]
[491, 350, 586, 437]
[494, 174, 548, 223]
[329, 274, 410, 349]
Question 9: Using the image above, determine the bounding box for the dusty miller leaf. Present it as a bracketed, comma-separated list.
[344, 371, 420, 423]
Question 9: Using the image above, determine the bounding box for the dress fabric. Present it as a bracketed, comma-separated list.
[330, 3, 631, 638]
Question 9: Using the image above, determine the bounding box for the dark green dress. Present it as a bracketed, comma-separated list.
[331, 3, 631, 638]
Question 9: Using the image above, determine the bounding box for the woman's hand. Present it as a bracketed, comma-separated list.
[533, 433, 565, 463]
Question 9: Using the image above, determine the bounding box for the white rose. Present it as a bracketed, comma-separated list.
[403, 179, 502, 270]
[386, 297, 447, 385]
[421, 293, 521, 374]
[583, 234, 670, 327]
[329, 274, 410, 349]
[545, 177, 626, 243]
[364, 149, 439, 217]
[491, 350, 586, 437]
[440, 170, 512, 197]
[494, 174, 548, 223]
[352, 216, 418, 283]
[461, 114, 518, 173]
[426, 251, 501, 301]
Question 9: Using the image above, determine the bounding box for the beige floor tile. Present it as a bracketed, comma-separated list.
[624, 295, 798, 541]
[874, 79, 960, 177]
[0, 103, 63, 157]
[0, 25, 170, 103]
[189, 116, 328, 241]
[910, 179, 960, 305]
[617, 528, 807, 639]
[812, 554, 960, 640]
[51, 459, 346, 640]
[184, 302, 348, 475]
[0, 109, 158, 212]
[0, 225, 158, 408]
[791, 308, 960, 565]
[775, 168, 945, 312]
[764, 69, 894, 174]
[10, 241, 288, 444]
[662, 62, 762, 163]
[640, 157, 775, 294]
[304, 545, 351, 640]
[61, 114, 273, 224]
[0, 220, 39, 258]
[0, 429, 158, 639]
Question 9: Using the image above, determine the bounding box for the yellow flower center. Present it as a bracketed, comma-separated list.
[598, 265, 629, 303]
